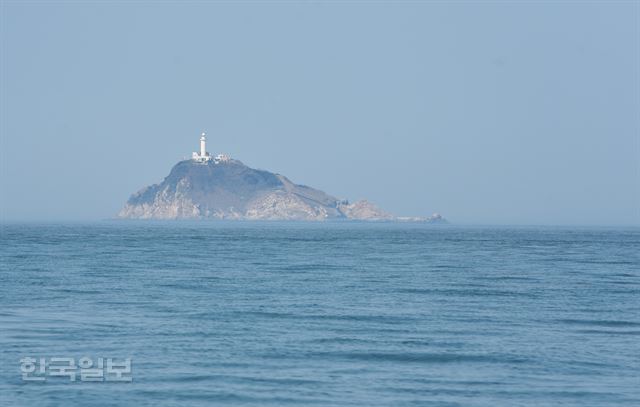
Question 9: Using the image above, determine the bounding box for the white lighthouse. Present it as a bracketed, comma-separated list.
[192, 132, 212, 163]
[200, 133, 207, 156]
[191, 131, 231, 164]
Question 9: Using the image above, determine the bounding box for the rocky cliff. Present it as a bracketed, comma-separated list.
[118, 159, 444, 222]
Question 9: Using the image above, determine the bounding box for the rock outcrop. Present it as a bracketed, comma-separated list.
[118, 158, 446, 222]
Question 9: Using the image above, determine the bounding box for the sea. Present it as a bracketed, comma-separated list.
[1, 222, 639, 406]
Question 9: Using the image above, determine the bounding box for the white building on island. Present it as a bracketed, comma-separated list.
[192, 132, 231, 164]
[192, 132, 212, 163]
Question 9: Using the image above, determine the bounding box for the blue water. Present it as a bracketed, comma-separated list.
[1, 222, 639, 406]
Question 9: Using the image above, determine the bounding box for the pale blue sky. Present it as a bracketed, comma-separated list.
[1, 1, 638, 225]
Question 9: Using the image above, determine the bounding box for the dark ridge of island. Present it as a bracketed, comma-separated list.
[118, 144, 446, 222]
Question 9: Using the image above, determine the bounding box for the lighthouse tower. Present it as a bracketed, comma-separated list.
[192, 132, 212, 163]
[200, 133, 207, 157]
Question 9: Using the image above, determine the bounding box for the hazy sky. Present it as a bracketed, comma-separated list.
[1, 1, 638, 225]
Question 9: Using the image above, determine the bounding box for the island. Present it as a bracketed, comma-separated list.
[118, 133, 446, 222]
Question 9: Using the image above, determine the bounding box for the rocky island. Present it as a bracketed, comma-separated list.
[118, 133, 446, 222]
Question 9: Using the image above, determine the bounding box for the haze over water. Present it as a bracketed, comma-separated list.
[2, 1, 638, 225]
[1, 222, 638, 406]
